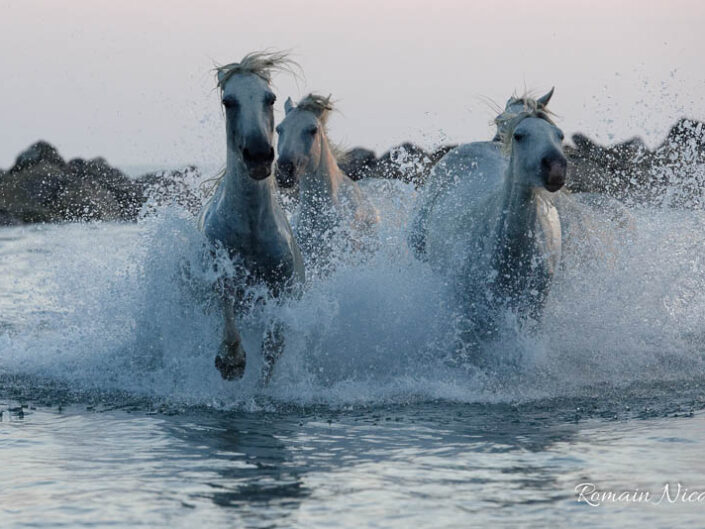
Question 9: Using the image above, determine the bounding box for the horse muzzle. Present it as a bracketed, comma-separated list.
[275, 160, 298, 188]
[243, 146, 275, 180]
[542, 156, 567, 192]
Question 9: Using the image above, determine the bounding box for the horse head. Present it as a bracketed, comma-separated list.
[497, 89, 567, 192]
[275, 94, 334, 188]
[216, 52, 295, 180]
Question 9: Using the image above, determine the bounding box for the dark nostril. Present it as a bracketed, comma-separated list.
[544, 156, 567, 191]
[276, 160, 297, 187]
[542, 156, 561, 169]
[278, 160, 293, 172]
[542, 156, 567, 174]
[243, 146, 274, 164]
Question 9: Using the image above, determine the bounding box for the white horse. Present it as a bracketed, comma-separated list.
[410, 89, 566, 338]
[493, 92, 635, 269]
[198, 51, 305, 381]
[275, 94, 379, 262]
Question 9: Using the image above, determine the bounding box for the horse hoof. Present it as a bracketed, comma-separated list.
[215, 343, 246, 380]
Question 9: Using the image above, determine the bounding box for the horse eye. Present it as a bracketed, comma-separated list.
[275, 125, 283, 134]
[513, 131, 526, 142]
[557, 130, 565, 141]
[308, 126, 318, 136]
[222, 97, 238, 109]
[265, 94, 276, 106]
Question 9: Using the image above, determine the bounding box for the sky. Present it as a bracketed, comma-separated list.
[0, 0, 703, 170]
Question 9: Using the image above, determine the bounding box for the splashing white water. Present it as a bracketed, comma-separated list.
[1, 177, 704, 409]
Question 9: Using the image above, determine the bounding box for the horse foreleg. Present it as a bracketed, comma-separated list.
[214, 298, 247, 380]
[261, 320, 285, 385]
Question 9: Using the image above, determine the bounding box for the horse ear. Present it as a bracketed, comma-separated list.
[537, 87, 555, 109]
[284, 97, 295, 114]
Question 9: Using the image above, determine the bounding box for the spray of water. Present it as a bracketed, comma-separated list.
[1, 172, 704, 409]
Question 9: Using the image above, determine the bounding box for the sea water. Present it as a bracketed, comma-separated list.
[1, 178, 705, 528]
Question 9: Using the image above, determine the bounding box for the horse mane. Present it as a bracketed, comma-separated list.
[494, 92, 557, 152]
[296, 93, 334, 125]
[215, 50, 298, 90]
[199, 52, 298, 199]
[295, 93, 348, 163]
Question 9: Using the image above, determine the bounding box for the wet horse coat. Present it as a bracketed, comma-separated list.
[410, 90, 566, 337]
[199, 52, 304, 381]
[275, 94, 379, 262]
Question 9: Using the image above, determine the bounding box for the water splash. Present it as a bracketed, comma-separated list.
[1, 177, 704, 409]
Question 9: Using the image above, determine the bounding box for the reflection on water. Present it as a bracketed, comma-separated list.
[2, 395, 705, 528]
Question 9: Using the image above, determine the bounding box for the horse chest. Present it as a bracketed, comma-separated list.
[493, 201, 561, 305]
[534, 198, 561, 277]
[205, 211, 298, 287]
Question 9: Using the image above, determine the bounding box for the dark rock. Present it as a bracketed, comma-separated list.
[0, 140, 213, 225]
[658, 118, 705, 157]
[339, 143, 456, 187]
[429, 145, 457, 163]
[3, 118, 704, 225]
[613, 137, 648, 159]
[67, 157, 143, 218]
[375, 143, 431, 184]
[0, 144, 70, 222]
[135, 166, 206, 216]
[339, 147, 377, 181]
[10, 141, 66, 173]
[566, 118, 705, 207]
[0, 141, 143, 223]
[0, 209, 21, 226]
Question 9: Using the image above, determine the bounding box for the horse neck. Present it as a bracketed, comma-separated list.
[222, 148, 277, 216]
[494, 153, 538, 259]
[299, 133, 343, 205]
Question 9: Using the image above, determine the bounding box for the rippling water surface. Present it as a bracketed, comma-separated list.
[2, 393, 705, 528]
[2, 183, 705, 527]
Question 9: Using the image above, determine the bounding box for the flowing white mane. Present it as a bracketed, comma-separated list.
[215, 50, 298, 90]
[296, 93, 334, 124]
[494, 92, 557, 151]
[293, 93, 346, 162]
[200, 51, 298, 197]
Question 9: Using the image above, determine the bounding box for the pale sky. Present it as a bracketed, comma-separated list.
[0, 0, 703, 170]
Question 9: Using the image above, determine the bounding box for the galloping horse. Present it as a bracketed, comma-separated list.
[410, 89, 566, 337]
[198, 51, 305, 381]
[275, 94, 379, 262]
